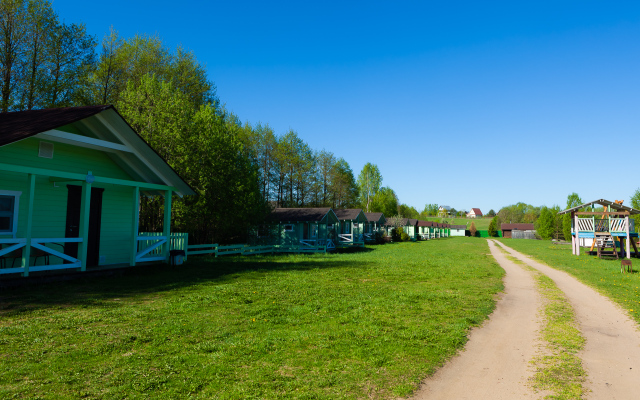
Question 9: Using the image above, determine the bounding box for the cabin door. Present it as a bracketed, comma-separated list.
[64, 185, 104, 267]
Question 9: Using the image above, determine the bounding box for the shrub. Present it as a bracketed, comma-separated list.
[391, 227, 402, 242]
[470, 222, 477, 237]
[400, 230, 410, 241]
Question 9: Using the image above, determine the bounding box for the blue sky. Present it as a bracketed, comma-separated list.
[53, 1, 640, 213]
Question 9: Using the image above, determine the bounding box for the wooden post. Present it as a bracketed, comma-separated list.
[625, 215, 631, 259]
[78, 179, 92, 271]
[130, 186, 140, 266]
[22, 174, 36, 277]
[163, 189, 172, 263]
[575, 214, 580, 256]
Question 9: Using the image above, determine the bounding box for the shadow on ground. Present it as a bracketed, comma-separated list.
[0, 247, 378, 314]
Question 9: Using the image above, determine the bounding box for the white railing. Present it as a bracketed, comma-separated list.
[1, 237, 82, 274]
[0, 238, 27, 274]
[577, 217, 594, 232]
[29, 238, 82, 271]
[136, 235, 167, 262]
[338, 234, 353, 243]
[610, 218, 626, 233]
[137, 232, 189, 261]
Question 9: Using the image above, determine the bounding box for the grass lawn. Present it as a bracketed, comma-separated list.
[496, 239, 640, 325]
[0, 238, 503, 399]
[424, 217, 492, 230]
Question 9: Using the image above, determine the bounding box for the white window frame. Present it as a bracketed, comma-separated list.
[283, 224, 294, 232]
[311, 224, 318, 238]
[0, 190, 21, 238]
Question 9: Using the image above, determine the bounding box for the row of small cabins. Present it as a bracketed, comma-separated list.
[0, 106, 456, 278]
[267, 208, 455, 250]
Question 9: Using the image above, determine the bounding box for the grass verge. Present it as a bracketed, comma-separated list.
[503, 253, 586, 399]
[0, 238, 503, 399]
[496, 238, 640, 324]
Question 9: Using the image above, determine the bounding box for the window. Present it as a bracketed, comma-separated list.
[311, 225, 318, 238]
[0, 191, 21, 238]
[284, 224, 294, 232]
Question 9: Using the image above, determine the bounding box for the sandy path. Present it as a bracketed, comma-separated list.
[493, 240, 640, 399]
[411, 239, 542, 399]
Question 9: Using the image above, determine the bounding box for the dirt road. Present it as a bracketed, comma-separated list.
[411, 240, 640, 400]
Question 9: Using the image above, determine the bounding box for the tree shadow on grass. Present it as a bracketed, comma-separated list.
[0, 250, 376, 315]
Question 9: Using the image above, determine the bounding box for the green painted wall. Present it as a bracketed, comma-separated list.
[0, 138, 138, 266]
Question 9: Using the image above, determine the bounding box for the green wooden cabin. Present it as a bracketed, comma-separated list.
[406, 219, 419, 241]
[0, 106, 194, 277]
[384, 217, 411, 239]
[270, 208, 339, 250]
[363, 212, 386, 242]
[334, 209, 367, 247]
[417, 220, 432, 240]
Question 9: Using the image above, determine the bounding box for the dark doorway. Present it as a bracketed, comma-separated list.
[64, 185, 104, 267]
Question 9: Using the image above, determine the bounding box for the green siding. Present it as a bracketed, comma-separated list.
[0, 138, 134, 180]
[0, 138, 140, 267]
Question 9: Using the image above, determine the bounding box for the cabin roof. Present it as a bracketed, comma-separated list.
[385, 217, 409, 226]
[451, 224, 466, 229]
[417, 220, 432, 227]
[271, 208, 335, 222]
[0, 105, 195, 196]
[558, 199, 640, 215]
[364, 212, 385, 223]
[501, 223, 535, 230]
[334, 208, 365, 221]
[0, 105, 112, 146]
[407, 218, 418, 226]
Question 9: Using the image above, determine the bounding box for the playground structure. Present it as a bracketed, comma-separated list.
[559, 199, 639, 259]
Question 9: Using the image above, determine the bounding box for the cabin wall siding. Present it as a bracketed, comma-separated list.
[0, 137, 133, 180]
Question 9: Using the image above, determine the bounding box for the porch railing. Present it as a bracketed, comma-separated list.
[0, 237, 82, 275]
[137, 232, 189, 262]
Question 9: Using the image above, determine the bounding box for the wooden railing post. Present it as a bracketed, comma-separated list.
[22, 174, 36, 277]
[130, 186, 140, 266]
[78, 176, 92, 271]
[162, 189, 172, 263]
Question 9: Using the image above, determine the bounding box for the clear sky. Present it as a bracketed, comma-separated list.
[52, 0, 640, 213]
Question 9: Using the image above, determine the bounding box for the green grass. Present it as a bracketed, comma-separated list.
[496, 238, 640, 325]
[503, 254, 586, 399]
[0, 238, 504, 399]
[424, 217, 492, 230]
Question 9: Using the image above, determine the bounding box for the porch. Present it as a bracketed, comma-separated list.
[0, 165, 177, 278]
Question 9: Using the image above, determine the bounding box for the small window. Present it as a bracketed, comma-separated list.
[284, 224, 294, 232]
[311, 225, 318, 238]
[0, 191, 21, 237]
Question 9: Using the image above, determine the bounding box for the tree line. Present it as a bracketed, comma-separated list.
[0, 0, 426, 243]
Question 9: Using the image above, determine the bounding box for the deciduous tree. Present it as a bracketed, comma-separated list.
[357, 162, 382, 212]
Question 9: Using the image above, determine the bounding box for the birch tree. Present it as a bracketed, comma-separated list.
[357, 162, 382, 212]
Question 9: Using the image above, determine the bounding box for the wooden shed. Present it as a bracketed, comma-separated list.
[0, 106, 194, 277]
[450, 224, 466, 237]
[501, 223, 535, 239]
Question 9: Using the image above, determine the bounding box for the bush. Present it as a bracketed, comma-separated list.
[400, 230, 410, 241]
[391, 227, 402, 242]
[470, 222, 477, 237]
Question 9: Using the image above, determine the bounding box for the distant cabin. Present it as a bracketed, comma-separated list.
[467, 208, 483, 218]
[363, 212, 386, 242]
[417, 220, 432, 239]
[333, 209, 367, 247]
[450, 224, 466, 236]
[0, 105, 194, 278]
[501, 223, 535, 239]
[270, 208, 339, 250]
